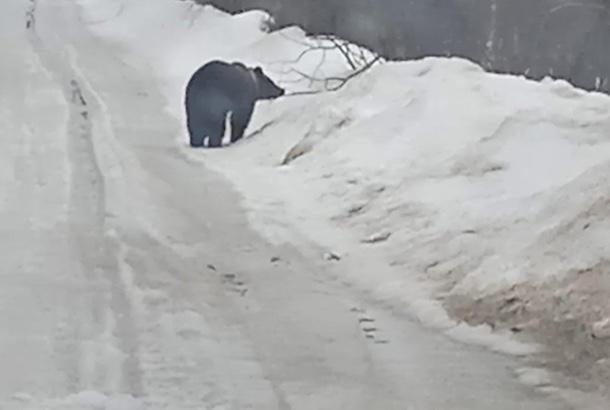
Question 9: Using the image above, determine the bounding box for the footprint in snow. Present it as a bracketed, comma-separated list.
[351, 307, 389, 344]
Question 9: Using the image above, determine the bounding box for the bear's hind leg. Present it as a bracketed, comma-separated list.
[206, 114, 226, 148]
[187, 116, 208, 148]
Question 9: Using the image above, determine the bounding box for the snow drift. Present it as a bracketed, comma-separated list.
[77, 0, 610, 355]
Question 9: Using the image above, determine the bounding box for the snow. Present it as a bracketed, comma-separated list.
[78, 0, 610, 355]
[11, 390, 145, 410]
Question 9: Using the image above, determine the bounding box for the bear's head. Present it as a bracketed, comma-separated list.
[252, 66, 285, 100]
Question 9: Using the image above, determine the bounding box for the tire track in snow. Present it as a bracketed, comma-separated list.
[25, 0, 143, 395]
[29, 3, 296, 407]
[25, 0, 36, 30]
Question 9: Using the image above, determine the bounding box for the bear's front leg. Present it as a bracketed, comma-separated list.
[230, 103, 254, 144]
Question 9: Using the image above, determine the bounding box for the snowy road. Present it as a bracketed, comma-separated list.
[0, 0, 592, 408]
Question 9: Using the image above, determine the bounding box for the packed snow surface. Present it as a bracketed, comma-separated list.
[80, 0, 610, 349]
[6, 0, 610, 408]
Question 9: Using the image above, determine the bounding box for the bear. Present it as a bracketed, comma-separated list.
[184, 60, 285, 148]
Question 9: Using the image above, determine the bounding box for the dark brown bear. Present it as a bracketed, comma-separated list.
[184, 60, 285, 148]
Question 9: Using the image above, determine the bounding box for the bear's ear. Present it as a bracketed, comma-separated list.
[254, 66, 263, 74]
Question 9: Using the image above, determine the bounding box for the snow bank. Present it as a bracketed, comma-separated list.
[77, 0, 610, 354]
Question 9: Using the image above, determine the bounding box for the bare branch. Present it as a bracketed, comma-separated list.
[283, 54, 382, 97]
[325, 54, 383, 91]
[267, 30, 384, 96]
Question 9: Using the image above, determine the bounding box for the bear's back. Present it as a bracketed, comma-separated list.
[186, 60, 254, 100]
